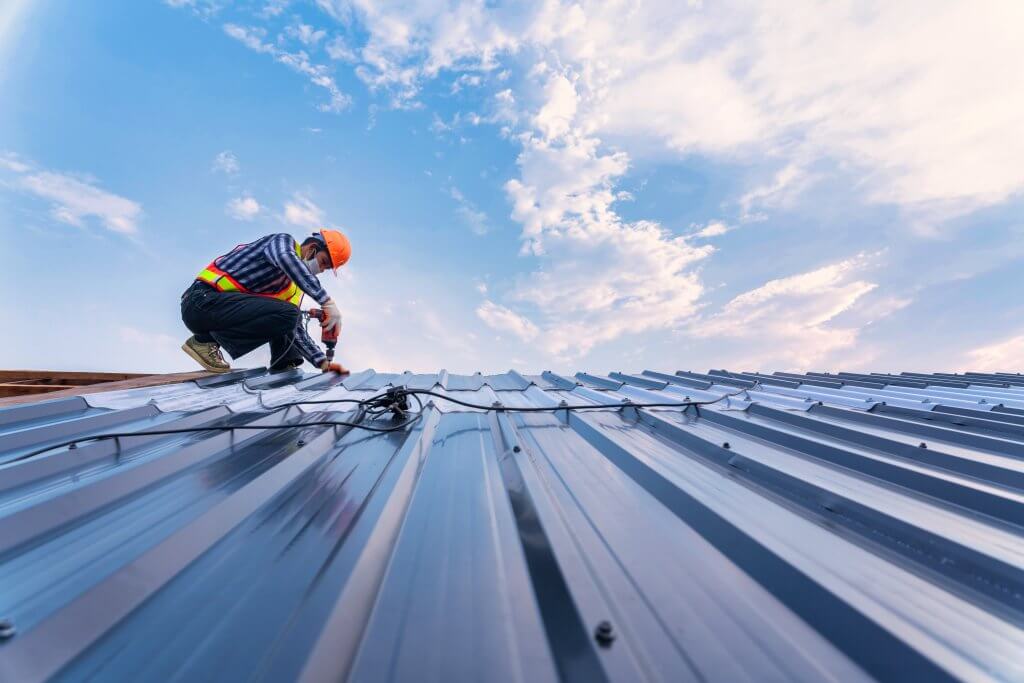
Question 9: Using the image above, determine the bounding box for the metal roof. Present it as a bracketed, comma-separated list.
[1, 367, 1022, 682]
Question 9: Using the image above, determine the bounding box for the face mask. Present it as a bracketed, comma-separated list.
[304, 257, 323, 275]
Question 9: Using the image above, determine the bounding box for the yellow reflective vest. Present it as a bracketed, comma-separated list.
[196, 241, 304, 306]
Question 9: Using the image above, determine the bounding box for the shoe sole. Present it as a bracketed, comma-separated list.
[181, 343, 231, 374]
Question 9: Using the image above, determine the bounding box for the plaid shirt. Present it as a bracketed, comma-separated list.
[210, 233, 330, 366]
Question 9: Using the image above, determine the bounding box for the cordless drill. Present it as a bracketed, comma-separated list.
[307, 308, 339, 362]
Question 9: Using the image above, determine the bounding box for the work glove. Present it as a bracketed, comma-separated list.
[322, 299, 342, 333]
[320, 361, 350, 375]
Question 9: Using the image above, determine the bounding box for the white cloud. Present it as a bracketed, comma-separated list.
[325, 35, 356, 61]
[282, 193, 325, 228]
[477, 300, 539, 342]
[20, 173, 142, 234]
[449, 187, 489, 235]
[223, 24, 350, 113]
[259, 0, 290, 18]
[692, 221, 731, 239]
[496, 127, 713, 359]
[533, 73, 577, 140]
[1, 155, 142, 235]
[163, 0, 222, 18]
[314, 1, 1024, 214]
[512, 218, 711, 357]
[316, 0, 521, 107]
[505, 135, 629, 254]
[0, 151, 30, 173]
[963, 334, 1024, 373]
[212, 150, 239, 174]
[451, 73, 482, 94]
[285, 22, 326, 47]
[571, 2, 1024, 214]
[226, 195, 261, 220]
[738, 164, 812, 220]
[691, 254, 879, 369]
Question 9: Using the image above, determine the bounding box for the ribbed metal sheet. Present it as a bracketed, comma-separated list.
[0, 368, 1022, 682]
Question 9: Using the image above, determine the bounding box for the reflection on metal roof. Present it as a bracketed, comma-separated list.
[1, 367, 1023, 682]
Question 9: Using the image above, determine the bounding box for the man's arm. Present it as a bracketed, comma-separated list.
[263, 233, 330, 305]
[292, 319, 327, 368]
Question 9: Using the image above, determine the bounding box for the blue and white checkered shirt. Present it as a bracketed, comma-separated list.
[210, 233, 330, 366]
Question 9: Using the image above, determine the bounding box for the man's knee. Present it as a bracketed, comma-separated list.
[278, 304, 300, 328]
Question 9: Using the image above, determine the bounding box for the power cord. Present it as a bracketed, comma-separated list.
[4, 382, 755, 465]
[4, 388, 422, 466]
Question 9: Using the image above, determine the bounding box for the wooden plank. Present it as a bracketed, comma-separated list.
[0, 384, 83, 398]
[0, 370, 149, 384]
[0, 371, 216, 407]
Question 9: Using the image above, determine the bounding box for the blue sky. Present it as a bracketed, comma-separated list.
[2, 0, 1023, 374]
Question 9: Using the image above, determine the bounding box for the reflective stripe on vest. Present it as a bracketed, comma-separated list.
[196, 241, 305, 306]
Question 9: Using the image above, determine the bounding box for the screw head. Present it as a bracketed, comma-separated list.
[919, 442, 928, 449]
[0, 619, 15, 640]
[722, 442, 731, 450]
[512, 445, 521, 453]
[296, 440, 306, 447]
[594, 620, 615, 647]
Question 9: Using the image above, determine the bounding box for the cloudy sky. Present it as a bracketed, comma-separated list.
[2, 0, 1023, 375]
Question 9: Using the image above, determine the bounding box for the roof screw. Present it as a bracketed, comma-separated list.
[296, 440, 306, 447]
[559, 400, 568, 407]
[512, 445, 521, 453]
[0, 619, 15, 640]
[594, 620, 615, 647]
[722, 442, 731, 450]
[68, 443, 77, 450]
[919, 442, 927, 449]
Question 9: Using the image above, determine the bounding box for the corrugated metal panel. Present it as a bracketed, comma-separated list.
[1, 368, 1023, 682]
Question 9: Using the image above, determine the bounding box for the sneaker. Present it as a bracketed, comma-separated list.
[182, 336, 231, 373]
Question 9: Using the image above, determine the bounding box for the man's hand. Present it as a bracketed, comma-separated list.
[320, 360, 350, 375]
[322, 299, 342, 333]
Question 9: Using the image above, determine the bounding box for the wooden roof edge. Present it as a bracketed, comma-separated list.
[0, 371, 216, 407]
[0, 370, 152, 383]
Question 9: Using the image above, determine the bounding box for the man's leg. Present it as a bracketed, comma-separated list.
[268, 332, 305, 372]
[181, 285, 232, 371]
[182, 285, 300, 362]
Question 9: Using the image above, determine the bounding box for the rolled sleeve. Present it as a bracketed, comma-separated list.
[294, 321, 327, 367]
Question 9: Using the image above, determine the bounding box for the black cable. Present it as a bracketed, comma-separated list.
[4, 381, 751, 465]
[264, 381, 756, 413]
[395, 384, 756, 412]
[5, 391, 422, 465]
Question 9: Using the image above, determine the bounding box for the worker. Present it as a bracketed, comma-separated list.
[180, 229, 351, 375]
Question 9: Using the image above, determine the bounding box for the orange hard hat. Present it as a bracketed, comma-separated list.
[319, 228, 351, 269]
